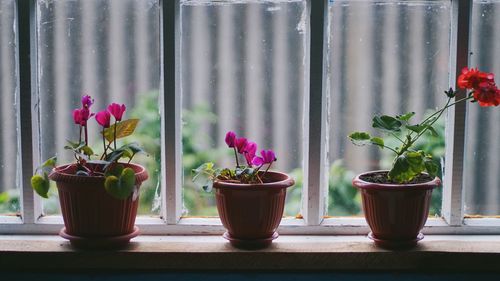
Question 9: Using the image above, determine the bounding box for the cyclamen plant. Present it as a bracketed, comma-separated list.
[31, 95, 145, 199]
[192, 131, 277, 192]
[349, 67, 500, 183]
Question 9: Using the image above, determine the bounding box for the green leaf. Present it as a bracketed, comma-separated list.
[105, 164, 124, 178]
[41, 156, 57, 168]
[424, 158, 439, 177]
[396, 112, 415, 122]
[192, 162, 217, 192]
[65, 140, 84, 149]
[105, 149, 125, 164]
[104, 168, 136, 200]
[372, 115, 402, 132]
[103, 119, 139, 142]
[81, 146, 94, 157]
[427, 126, 439, 137]
[370, 137, 384, 149]
[388, 151, 427, 183]
[348, 132, 371, 146]
[406, 124, 425, 133]
[31, 173, 50, 198]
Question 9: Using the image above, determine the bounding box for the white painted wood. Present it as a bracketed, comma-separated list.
[161, 0, 182, 224]
[301, 0, 328, 226]
[442, 0, 472, 226]
[3, 215, 500, 235]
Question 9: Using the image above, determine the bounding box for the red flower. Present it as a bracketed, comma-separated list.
[107, 103, 126, 121]
[473, 82, 500, 107]
[457, 67, 494, 90]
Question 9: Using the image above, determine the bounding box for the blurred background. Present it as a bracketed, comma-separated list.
[0, 0, 498, 218]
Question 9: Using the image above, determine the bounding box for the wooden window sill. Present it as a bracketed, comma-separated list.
[1, 235, 500, 271]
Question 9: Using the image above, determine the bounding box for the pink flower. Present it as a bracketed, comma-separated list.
[107, 103, 126, 121]
[252, 150, 276, 166]
[73, 109, 83, 125]
[243, 142, 257, 166]
[95, 110, 111, 128]
[81, 95, 94, 109]
[225, 131, 236, 148]
[235, 137, 248, 154]
[72, 108, 93, 126]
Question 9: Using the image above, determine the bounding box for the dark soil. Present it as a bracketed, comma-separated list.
[360, 171, 434, 184]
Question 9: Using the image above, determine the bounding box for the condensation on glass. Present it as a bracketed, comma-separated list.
[0, 0, 20, 216]
[464, 0, 500, 216]
[180, 0, 307, 217]
[36, 0, 161, 216]
[327, 0, 451, 216]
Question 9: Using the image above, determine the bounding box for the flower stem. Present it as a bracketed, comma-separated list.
[84, 125, 88, 146]
[233, 147, 240, 168]
[113, 121, 117, 151]
[79, 126, 82, 145]
[262, 162, 273, 182]
[102, 131, 107, 159]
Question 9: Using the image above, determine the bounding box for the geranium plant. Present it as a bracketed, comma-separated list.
[31, 95, 145, 199]
[349, 67, 500, 183]
[192, 131, 277, 191]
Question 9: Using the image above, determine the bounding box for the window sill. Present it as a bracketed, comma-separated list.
[1, 235, 500, 271]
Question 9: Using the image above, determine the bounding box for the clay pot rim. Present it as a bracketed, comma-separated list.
[213, 170, 295, 190]
[352, 170, 441, 191]
[48, 162, 149, 184]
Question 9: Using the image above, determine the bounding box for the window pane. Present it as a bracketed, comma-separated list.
[464, 0, 500, 216]
[37, 0, 161, 216]
[181, 0, 306, 217]
[0, 0, 20, 216]
[327, 0, 451, 216]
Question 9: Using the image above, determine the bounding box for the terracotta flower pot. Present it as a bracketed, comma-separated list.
[49, 163, 148, 248]
[213, 171, 294, 249]
[352, 170, 440, 249]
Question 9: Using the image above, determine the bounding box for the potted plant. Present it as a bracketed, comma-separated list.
[349, 67, 499, 249]
[193, 131, 295, 249]
[31, 95, 148, 249]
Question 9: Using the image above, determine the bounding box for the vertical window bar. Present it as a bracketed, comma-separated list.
[301, 0, 329, 225]
[161, 0, 182, 224]
[17, 0, 38, 224]
[442, 0, 472, 226]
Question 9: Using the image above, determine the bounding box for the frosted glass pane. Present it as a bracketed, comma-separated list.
[327, 0, 451, 216]
[464, 0, 500, 216]
[37, 0, 161, 216]
[0, 0, 20, 216]
[180, 0, 306, 217]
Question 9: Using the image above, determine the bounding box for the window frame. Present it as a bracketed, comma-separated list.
[1, 0, 499, 235]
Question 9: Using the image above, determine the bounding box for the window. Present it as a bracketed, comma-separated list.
[464, 0, 500, 216]
[0, 0, 20, 217]
[0, 0, 499, 235]
[327, 0, 451, 217]
[36, 0, 161, 217]
[180, 0, 306, 217]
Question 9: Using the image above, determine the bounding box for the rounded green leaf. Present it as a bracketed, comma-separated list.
[370, 137, 384, 149]
[372, 115, 402, 132]
[348, 132, 371, 146]
[31, 174, 49, 198]
[104, 168, 136, 200]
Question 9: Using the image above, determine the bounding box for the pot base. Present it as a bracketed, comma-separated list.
[223, 232, 278, 250]
[60, 226, 140, 250]
[368, 232, 424, 250]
